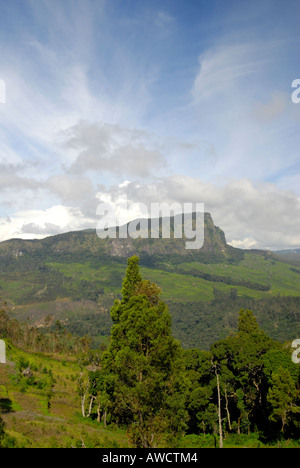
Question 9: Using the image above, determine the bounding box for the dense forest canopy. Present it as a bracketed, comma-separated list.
[1, 256, 299, 448]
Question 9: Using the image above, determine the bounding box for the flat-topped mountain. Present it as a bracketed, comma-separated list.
[0, 212, 238, 263]
[0, 212, 299, 350]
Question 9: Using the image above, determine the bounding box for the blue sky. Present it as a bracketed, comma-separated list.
[0, 0, 299, 249]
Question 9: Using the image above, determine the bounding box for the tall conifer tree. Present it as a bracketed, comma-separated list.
[102, 255, 188, 448]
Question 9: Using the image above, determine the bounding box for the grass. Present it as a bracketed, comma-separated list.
[1, 343, 299, 448]
[0, 277, 35, 302]
[1, 253, 299, 351]
[0, 344, 130, 448]
[46, 254, 300, 301]
[46, 261, 126, 292]
[1, 253, 299, 309]
[154, 253, 300, 297]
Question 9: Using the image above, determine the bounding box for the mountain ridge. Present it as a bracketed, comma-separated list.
[0, 211, 299, 350]
[0, 212, 266, 263]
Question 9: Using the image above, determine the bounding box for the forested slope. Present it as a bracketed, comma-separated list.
[0, 213, 299, 349]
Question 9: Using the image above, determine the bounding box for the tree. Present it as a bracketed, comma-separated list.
[267, 366, 300, 433]
[101, 255, 188, 448]
[237, 308, 259, 334]
[121, 254, 142, 303]
[214, 364, 223, 448]
[183, 349, 213, 434]
[211, 309, 274, 435]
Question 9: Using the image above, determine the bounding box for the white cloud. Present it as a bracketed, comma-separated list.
[63, 121, 167, 178]
[0, 205, 95, 241]
[0, 1, 299, 253]
[2, 173, 297, 250]
[94, 176, 300, 251]
[46, 175, 94, 204]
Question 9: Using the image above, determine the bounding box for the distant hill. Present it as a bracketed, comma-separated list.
[275, 248, 300, 254]
[273, 248, 300, 266]
[0, 212, 299, 350]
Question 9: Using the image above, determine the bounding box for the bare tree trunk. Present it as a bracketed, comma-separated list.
[80, 382, 89, 417]
[216, 370, 223, 448]
[87, 395, 96, 418]
[224, 386, 232, 431]
[97, 404, 101, 423]
[238, 415, 241, 434]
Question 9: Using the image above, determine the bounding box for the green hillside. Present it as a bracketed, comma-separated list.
[1, 274, 299, 449]
[0, 213, 299, 349]
[0, 342, 130, 448]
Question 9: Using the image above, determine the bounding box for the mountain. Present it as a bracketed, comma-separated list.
[0, 212, 299, 350]
[273, 248, 300, 266]
[0, 212, 232, 260]
[275, 248, 300, 254]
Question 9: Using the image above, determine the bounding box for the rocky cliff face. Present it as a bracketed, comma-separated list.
[0, 212, 231, 261]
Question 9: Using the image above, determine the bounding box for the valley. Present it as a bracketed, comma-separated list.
[0, 213, 299, 350]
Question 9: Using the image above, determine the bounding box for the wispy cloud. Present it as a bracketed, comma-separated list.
[190, 36, 300, 192]
[0, 0, 299, 248]
[193, 43, 265, 102]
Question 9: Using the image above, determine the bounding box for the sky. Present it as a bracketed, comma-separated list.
[0, 0, 299, 250]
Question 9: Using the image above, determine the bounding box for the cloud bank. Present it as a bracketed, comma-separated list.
[0, 0, 299, 251]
